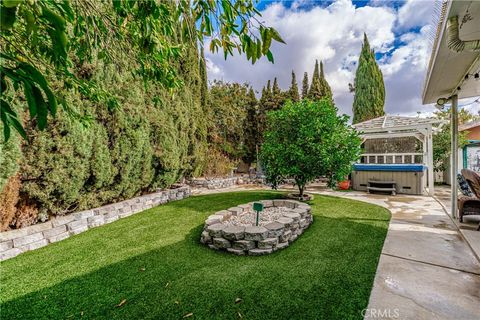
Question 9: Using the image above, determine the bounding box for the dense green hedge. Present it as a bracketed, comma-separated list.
[0, 34, 206, 221]
[0, 133, 21, 190]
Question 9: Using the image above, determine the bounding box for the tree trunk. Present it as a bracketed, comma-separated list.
[298, 184, 305, 197]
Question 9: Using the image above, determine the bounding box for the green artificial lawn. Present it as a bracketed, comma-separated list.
[0, 191, 390, 320]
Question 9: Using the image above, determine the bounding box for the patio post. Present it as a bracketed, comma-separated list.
[451, 94, 458, 218]
[422, 134, 428, 194]
[427, 126, 434, 196]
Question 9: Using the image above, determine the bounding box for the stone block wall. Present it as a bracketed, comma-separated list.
[200, 200, 313, 255]
[0, 186, 190, 261]
[188, 176, 264, 190]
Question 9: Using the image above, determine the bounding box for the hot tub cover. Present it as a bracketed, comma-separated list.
[353, 164, 426, 172]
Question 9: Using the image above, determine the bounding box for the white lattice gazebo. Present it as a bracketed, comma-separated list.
[352, 115, 445, 196]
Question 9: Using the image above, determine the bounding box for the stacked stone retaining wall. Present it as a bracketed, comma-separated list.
[0, 186, 191, 261]
[188, 177, 265, 189]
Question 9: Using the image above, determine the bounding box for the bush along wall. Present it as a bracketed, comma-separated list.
[0, 30, 207, 231]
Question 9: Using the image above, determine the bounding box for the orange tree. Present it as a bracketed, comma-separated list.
[261, 99, 361, 195]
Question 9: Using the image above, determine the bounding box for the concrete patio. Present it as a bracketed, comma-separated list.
[435, 185, 480, 259]
[313, 189, 480, 320]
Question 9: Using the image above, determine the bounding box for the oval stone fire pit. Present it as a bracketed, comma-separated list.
[200, 199, 313, 255]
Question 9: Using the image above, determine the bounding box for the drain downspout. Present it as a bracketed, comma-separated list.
[446, 16, 480, 52]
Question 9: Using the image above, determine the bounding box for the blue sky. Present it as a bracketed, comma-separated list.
[205, 0, 480, 117]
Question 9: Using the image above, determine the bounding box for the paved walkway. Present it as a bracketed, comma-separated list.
[313, 190, 480, 320]
[193, 185, 480, 319]
[434, 185, 480, 259]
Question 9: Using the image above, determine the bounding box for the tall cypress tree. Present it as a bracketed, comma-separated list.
[266, 79, 276, 109]
[260, 86, 266, 102]
[243, 87, 258, 165]
[196, 45, 209, 174]
[288, 70, 300, 102]
[319, 61, 333, 101]
[312, 60, 320, 83]
[308, 60, 333, 101]
[258, 81, 272, 144]
[272, 77, 281, 96]
[302, 72, 309, 99]
[352, 33, 385, 124]
[272, 77, 284, 109]
[199, 47, 208, 108]
[308, 76, 322, 100]
[308, 60, 322, 100]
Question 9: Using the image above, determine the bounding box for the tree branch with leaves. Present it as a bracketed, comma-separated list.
[0, 0, 285, 141]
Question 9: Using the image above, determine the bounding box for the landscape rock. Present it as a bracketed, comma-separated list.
[277, 217, 294, 229]
[258, 238, 278, 249]
[233, 240, 255, 250]
[43, 225, 67, 238]
[289, 234, 298, 243]
[273, 200, 286, 207]
[0, 240, 13, 252]
[215, 210, 232, 219]
[70, 226, 88, 235]
[228, 207, 243, 216]
[0, 248, 22, 260]
[283, 212, 301, 222]
[279, 230, 292, 243]
[292, 208, 308, 218]
[18, 239, 48, 252]
[74, 210, 94, 220]
[248, 248, 273, 256]
[265, 221, 285, 237]
[283, 200, 298, 209]
[205, 217, 222, 226]
[51, 215, 75, 228]
[200, 231, 212, 244]
[276, 242, 289, 250]
[227, 248, 245, 255]
[67, 219, 88, 231]
[13, 233, 44, 247]
[25, 221, 53, 234]
[222, 226, 245, 241]
[213, 237, 231, 249]
[260, 200, 274, 208]
[47, 232, 70, 243]
[237, 204, 251, 210]
[244, 226, 268, 241]
[87, 215, 105, 227]
[299, 219, 307, 228]
[207, 224, 226, 237]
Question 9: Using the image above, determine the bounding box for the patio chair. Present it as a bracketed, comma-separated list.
[458, 169, 480, 230]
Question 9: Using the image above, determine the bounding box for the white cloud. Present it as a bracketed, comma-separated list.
[460, 97, 480, 116]
[397, 0, 435, 30]
[204, 0, 468, 119]
[380, 24, 433, 115]
[205, 58, 223, 78]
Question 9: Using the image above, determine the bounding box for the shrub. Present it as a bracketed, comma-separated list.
[0, 126, 22, 191]
[0, 175, 21, 231]
[201, 149, 236, 178]
[207, 81, 250, 161]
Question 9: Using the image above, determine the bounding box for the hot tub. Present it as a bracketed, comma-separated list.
[352, 164, 426, 195]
